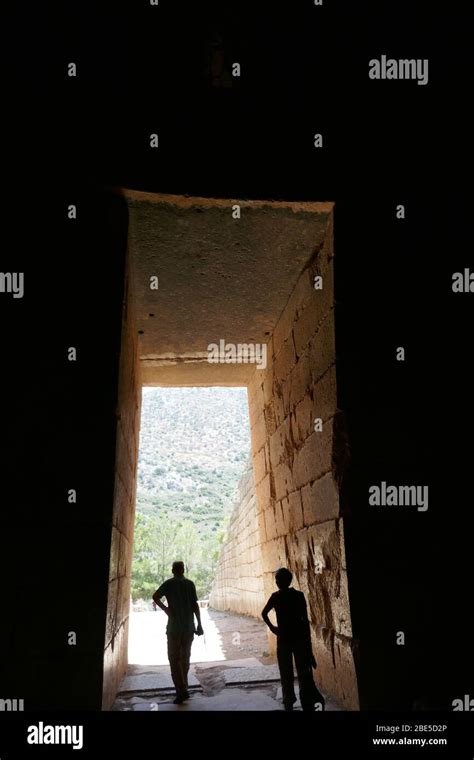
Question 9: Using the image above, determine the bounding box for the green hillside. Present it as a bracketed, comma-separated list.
[131, 386, 251, 599]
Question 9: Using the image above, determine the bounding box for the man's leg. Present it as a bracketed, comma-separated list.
[181, 632, 194, 693]
[167, 635, 181, 693]
[167, 634, 187, 700]
[277, 639, 296, 709]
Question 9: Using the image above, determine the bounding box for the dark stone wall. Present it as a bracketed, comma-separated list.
[334, 198, 474, 710]
[103, 248, 142, 710]
[3, 0, 472, 713]
[0, 185, 129, 710]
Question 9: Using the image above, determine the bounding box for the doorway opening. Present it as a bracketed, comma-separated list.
[128, 385, 261, 666]
[104, 191, 358, 711]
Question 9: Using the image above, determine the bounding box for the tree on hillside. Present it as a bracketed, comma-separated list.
[131, 513, 215, 599]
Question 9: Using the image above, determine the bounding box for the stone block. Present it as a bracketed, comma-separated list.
[264, 505, 277, 542]
[119, 533, 131, 578]
[308, 310, 335, 384]
[114, 425, 134, 489]
[252, 447, 267, 486]
[294, 266, 334, 356]
[291, 364, 336, 444]
[273, 335, 296, 383]
[272, 381, 286, 427]
[310, 254, 335, 322]
[250, 410, 267, 454]
[274, 498, 290, 537]
[105, 579, 118, 649]
[292, 422, 333, 490]
[289, 351, 312, 408]
[109, 527, 120, 582]
[273, 461, 295, 502]
[272, 267, 314, 352]
[117, 574, 131, 627]
[263, 365, 274, 406]
[255, 473, 272, 513]
[268, 416, 292, 470]
[288, 489, 304, 532]
[304, 520, 352, 638]
[247, 375, 265, 413]
[290, 394, 313, 448]
[312, 629, 359, 710]
[293, 291, 324, 359]
[313, 364, 337, 423]
[301, 471, 339, 527]
[264, 401, 278, 438]
[261, 537, 287, 574]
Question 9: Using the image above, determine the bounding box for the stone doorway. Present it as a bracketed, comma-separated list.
[103, 191, 358, 711]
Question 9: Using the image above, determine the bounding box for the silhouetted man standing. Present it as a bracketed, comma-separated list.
[262, 567, 323, 712]
[153, 561, 204, 704]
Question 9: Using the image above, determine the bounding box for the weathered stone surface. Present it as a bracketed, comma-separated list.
[250, 410, 267, 455]
[264, 504, 277, 542]
[272, 268, 314, 353]
[312, 630, 359, 710]
[293, 286, 330, 358]
[288, 490, 304, 532]
[302, 520, 353, 638]
[273, 461, 295, 502]
[209, 459, 265, 618]
[255, 472, 272, 512]
[247, 376, 264, 415]
[105, 579, 119, 649]
[125, 191, 332, 374]
[268, 416, 292, 471]
[301, 471, 339, 527]
[103, 258, 142, 709]
[274, 499, 291, 537]
[109, 527, 121, 582]
[308, 309, 336, 384]
[119, 533, 131, 579]
[262, 537, 287, 572]
[263, 400, 278, 439]
[289, 350, 313, 409]
[192, 213, 358, 710]
[292, 422, 333, 490]
[291, 366, 336, 447]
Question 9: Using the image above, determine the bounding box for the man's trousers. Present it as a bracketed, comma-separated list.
[167, 632, 194, 697]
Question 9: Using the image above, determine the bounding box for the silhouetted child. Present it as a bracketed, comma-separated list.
[262, 567, 324, 711]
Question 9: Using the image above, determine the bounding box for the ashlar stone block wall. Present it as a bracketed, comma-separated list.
[211, 213, 359, 709]
[247, 214, 358, 709]
[209, 458, 265, 617]
[102, 256, 142, 709]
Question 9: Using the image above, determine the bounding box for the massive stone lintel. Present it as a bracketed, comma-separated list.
[123, 189, 332, 386]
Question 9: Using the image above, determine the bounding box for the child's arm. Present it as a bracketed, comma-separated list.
[261, 596, 278, 636]
[301, 594, 317, 667]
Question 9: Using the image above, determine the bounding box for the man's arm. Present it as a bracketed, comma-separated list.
[193, 602, 203, 635]
[152, 585, 170, 616]
[191, 582, 203, 635]
[261, 596, 278, 636]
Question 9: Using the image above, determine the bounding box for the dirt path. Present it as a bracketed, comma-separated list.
[204, 608, 276, 663]
[128, 606, 276, 666]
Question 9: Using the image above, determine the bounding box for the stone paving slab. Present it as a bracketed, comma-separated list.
[194, 657, 264, 669]
[126, 689, 282, 711]
[275, 685, 341, 711]
[222, 664, 281, 684]
[119, 671, 200, 692]
[115, 656, 343, 711]
[115, 684, 342, 712]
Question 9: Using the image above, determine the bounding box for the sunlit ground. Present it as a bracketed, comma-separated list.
[128, 608, 226, 665]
